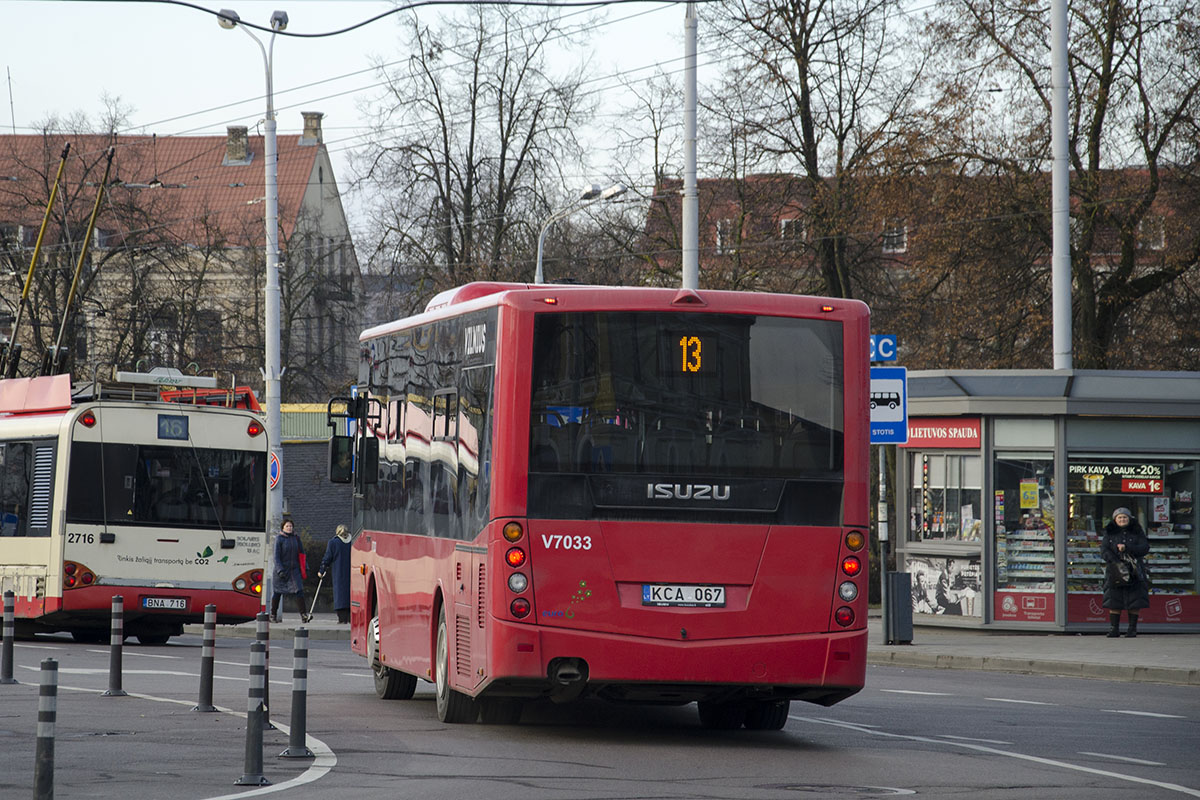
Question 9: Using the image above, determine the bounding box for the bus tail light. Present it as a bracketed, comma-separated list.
[246, 419, 265, 437]
[834, 606, 855, 627]
[841, 556, 862, 577]
[838, 581, 859, 601]
[508, 573, 528, 593]
[63, 561, 95, 590]
[505, 547, 526, 568]
[502, 521, 523, 542]
[845, 530, 865, 551]
[233, 568, 263, 597]
[510, 598, 531, 618]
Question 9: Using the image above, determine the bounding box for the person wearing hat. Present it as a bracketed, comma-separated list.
[1101, 507, 1150, 638]
[319, 524, 354, 624]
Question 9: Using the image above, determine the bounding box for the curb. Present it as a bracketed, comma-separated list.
[866, 651, 1200, 686]
[183, 624, 352, 642]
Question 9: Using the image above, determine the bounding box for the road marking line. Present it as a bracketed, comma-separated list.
[985, 697, 1058, 705]
[86, 649, 182, 660]
[879, 689, 953, 696]
[1080, 752, 1165, 766]
[791, 715, 1200, 797]
[940, 735, 1013, 745]
[51, 683, 338, 798]
[1102, 709, 1185, 719]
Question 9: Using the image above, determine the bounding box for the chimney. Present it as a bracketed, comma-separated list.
[224, 126, 250, 165]
[299, 111, 324, 146]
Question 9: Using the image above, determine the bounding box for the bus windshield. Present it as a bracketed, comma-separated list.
[66, 442, 266, 531]
[529, 311, 844, 480]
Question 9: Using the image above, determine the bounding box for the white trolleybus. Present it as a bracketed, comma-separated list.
[0, 368, 268, 643]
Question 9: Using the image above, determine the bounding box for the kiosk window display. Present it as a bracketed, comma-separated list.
[908, 452, 983, 542]
[1066, 458, 1199, 624]
[993, 456, 1056, 622]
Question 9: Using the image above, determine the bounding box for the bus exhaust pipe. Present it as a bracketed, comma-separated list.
[548, 658, 588, 703]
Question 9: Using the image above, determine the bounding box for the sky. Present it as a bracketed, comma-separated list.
[5, 0, 701, 239]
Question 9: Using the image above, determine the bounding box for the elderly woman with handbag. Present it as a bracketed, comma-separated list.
[1101, 507, 1149, 638]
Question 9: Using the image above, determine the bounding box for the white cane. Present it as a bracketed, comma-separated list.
[308, 576, 324, 619]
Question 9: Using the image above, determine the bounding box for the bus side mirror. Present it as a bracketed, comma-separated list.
[329, 435, 354, 483]
[361, 436, 379, 485]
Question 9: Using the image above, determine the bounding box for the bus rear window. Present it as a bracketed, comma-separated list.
[529, 311, 844, 479]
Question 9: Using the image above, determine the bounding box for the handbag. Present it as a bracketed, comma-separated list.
[298, 551, 308, 580]
[1106, 557, 1133, 587]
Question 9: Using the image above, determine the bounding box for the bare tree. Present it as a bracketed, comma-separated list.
[355, 6, 594, 299]
[709, 0, 928, 299]
[923, 0, 1200, 368]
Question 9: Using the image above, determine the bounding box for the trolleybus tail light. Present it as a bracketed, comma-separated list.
[79, 410, 97, 428]
[246, 420, 264, 437]
[502, 521, 523, 542]
[233, 568, 263, 597]
[845, 530, 865, 551]
[505, 547, 526, 568]
[841, 555, 862, 577]
[834, 606, 855, 627]
[63, 561, 95, 589]
[510, 597, 531, 618]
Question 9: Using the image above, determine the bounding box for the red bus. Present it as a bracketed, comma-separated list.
[330, 283, 870, 728]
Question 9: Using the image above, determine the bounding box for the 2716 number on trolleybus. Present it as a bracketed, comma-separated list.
[329, 283, 870, 728]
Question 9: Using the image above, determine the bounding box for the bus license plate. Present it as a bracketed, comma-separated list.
[642, 584, 725, 607]
[142, 597, 187, 610]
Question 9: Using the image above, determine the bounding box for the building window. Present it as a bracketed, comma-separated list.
[1137, 215, 1165, 251]
[779, 218, 805, 241]
[882, 220, 907, 254]
[715, 218, 737, 255]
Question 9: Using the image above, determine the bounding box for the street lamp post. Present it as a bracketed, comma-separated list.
[219, 8, 287, 551]
[535, 183, 627, 284]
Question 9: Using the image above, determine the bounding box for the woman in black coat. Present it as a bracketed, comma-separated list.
[1101, 507, 1150, 638]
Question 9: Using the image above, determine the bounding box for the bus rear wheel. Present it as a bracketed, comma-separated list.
[743, 699, 790, 730]
[435, 612, 478, 724]
[71, 630, 107, 644]
[374, 663, 417, 700]
[136, 633, 171, 646]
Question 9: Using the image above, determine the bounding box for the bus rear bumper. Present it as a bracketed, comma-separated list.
[483, 621, 866, 706]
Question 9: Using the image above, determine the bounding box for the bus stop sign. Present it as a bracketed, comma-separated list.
[870, 366, 908, 444]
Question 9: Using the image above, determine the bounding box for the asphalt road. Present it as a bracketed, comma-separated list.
[1, 633, 1198, 800]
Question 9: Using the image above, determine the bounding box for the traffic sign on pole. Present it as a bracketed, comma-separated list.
[869, 366, 908, 444]
[268, 451, 281, 491]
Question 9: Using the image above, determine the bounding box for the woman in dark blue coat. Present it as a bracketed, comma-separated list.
[270, 519, 309, 623]
[1101, 507, 1150, 638]
[319, 524, 353, 624]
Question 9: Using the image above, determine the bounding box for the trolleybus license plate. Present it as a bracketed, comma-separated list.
[142, 597, 187, 610]
[642, 584, 725, 607]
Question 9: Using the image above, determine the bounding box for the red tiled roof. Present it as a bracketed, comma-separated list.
[0, 128, 320, 248]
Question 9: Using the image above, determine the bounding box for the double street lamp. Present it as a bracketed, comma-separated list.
[535, 183, 627, 284]
[218, 8, 287, 540]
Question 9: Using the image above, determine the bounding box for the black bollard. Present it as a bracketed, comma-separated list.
[279, 628, 314, 758]
[234, 641, 271, 786]
[34, 657, 57, 800]
[102, 595, 127, 697]
[1, 589, 16, 684]
[255, 612, 273, 729]
[193, 604, 217, 712]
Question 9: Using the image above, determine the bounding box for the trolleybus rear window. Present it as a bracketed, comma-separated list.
[65, 443, 266, 530]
